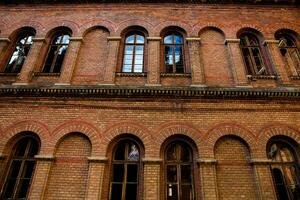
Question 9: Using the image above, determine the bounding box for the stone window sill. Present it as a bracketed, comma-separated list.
[115, 72, 147, 77]
[247, 75, 278, 81]
[290, 76, 300, 80]
[160, 73, 191, 77]
[33, 72, 61, 77]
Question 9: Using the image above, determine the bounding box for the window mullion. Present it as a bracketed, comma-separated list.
[132, 44, 136, 73]
[49, 44, 60, 73]
[122, 144, 129, 200]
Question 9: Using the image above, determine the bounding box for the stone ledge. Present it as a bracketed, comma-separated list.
[70, 37, 83, 41]
[88, 156, 108, 163]
[142, 158, 163, 163]
[225, 39, 240, 44]
[147, 37, 162, 41]
[115, 72, 147, 77]
[160, 73, 192, 77]
[0, 38, 10, 42]
[247, 75, 278, 80]
[107, 36, 122, 41]
[250, 159, 273, 165]
[0, 154, 7, 160]
[290, 76, 300, 80]
[197, 159, 217, 164]
[35, 155, 54, 161]
[186, 37, 201, 41]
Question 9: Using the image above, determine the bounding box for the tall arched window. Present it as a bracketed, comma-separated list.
[4, 32, 35, 73]
[43, 31, 70, 73]
[278, 34, 300, 76]
[1, 136, 39, 199]
[240, 33, 267, 76]
[122, 32, 145, 73]
[268, 139, 300, 200]
[110, 139, 141, 200]
[165, 141, 194, 200]
[163, 32, 185, 73]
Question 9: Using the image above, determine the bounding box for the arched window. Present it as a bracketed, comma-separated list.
[165, 141, 194, 200]
[4, 32, 35, 73]
[122, 32, 145, 73]
[268, 140, 300, 200]
[278, 34, 300, 76]
[110, 139, 141, 200]
[240, 33, 267, 76]
[163, 32, 185, 73]
[1, 136, 39, 199]
[43, 31, 70, 73]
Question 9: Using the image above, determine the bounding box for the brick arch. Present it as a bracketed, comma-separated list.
[192, 23, 226, 37]
[235, 25, 265, 38]
[101, 122, 153, 157]
[115, 19, 154, 36]
[0, 120, 50, 155]
[43, 20, 80, 37]
[257, 124, 300, 159]
[155, 123, 202, 157]
[3, 20, 45, 37]
[79, 19, 115, 36]
[51, 120, 101, 156]
[154, 21, 193, 36]
[269, 24, 300, 38]
[203, 123, 256, 158]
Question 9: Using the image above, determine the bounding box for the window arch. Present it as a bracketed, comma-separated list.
[109, 137, 143, 200]
[277, 33, 300, 76]
[122, 32, 145, 73]
[4, 31, 35, 73]
[42, 30, 71, 73]
[163, 32, 185, 73]
[1, 135, 40, 199]
[163, 137, 197, 200]
[240, 33, 268, 76]
[268, 138, 300, 200]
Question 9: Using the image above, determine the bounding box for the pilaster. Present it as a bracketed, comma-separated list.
[146, 37, 161, 86]
[143, 158, 162, 200]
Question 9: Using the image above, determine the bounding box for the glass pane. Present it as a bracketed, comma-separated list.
[174, 46, 183, 65]
[23, 161, 35, 178]
[174, 35, 183, 44]
[181, 184, 193, 200]
[9, 160, 22, 178]
[15, 139, 29, 157]
[111, 183, 122, 200]
[125, 184, 137, 200]
[167, 144, 177, 161]
[134, 65, 143, 73]
[167, 184, 178, 200]
[272, 168, 289, 200]
[28, 140, 39, 157]
[181, 165, 192, 183]
[128, 144, 139, 161]
[164, 35, 172, 44]
[26, 36, 34, 44]
[43, 46, 57, 72]
[127, 164, 138, 182]
[123, 65, 132, 73]
[165, 46, 173, 65]
[125, 45, 134, 54]
[62, 35, 70, 44]
[3, 179, 16, 198]
[17, 179, 30, 198]
[136, 35, 144, 44]
[53, 46, 67, 73]
[54, 35, 63, 44]
[167, 165, 177, 182]
[112, 164, 124, 182]
[124, 54, 133, 65]
[135, 46, 144, 54]
[126, 35, 134, 44]
[134, 55, 143, 65]
[280, 147, 294, 162]
[180, 145, 190, 162]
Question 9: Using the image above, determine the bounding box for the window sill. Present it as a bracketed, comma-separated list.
[247, 75, 278, 81]
[0, 72, 19, 76]
[33, 72, 61, 77]
[160, 73, 191, 77]
[115, 72, 147, 77]
[290, 76, 300, 80]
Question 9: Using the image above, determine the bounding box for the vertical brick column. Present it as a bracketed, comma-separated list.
[56, 37, 83, 85]
[103, 36, 121, 85]
[143, 158, 161, 200]
[251, 159, 277, 200]
[265, 40, 291, 86]
[28, 155, 54, 200]
[86, 157, 108, 200]
[198, 159, 218, 200]
[225, 39, 249, 87]
[187, 38, 205, 86]
[0, 38, 11, 68]
[14, 38, 45, 85]
[146, 37, 161, 86]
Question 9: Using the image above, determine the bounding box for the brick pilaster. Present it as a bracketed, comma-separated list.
[56, 37, 83, 85]
[86, 157, 108, 200]
[225, 39, 249, 87]
[28, 155, 54, 200]
[143, 158, 161, 200]
[264, 40, 291, 86]
[198, 159, 218, 200]
[103, 36, 121, 85]
[13, 38, 45, 84]
[146, 37, 161, 86]
[187, 37, 205, 86]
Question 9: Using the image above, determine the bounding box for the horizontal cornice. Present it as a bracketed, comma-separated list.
[0, 85, 300, 100]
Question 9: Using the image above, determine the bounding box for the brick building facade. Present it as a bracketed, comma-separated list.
[0, 1, 299, 199]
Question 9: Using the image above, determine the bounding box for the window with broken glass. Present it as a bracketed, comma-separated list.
[42, 32, 70, 73]
[110, 140, 140, 200]
[278, 35, 300, 76]
[4, 33, 35, 73]
[240, 34, 267, 76]
[163, 32, 185, 73]
[122, 33, 145, 73]
[268, 142, 300, 200]
[165, 142, 194, 200]
[1, 136, 39, 200]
